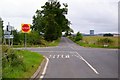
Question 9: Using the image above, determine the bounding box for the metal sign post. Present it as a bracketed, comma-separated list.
[8, 22, 11, 47]
[24, 33, 26, 48]
[21, 24, 30, 48]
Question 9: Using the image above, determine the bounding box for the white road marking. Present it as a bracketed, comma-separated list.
[61, 55, 64, 58]
[57, 55, 60, 58]
[70, 47, 74, 50]
[74, 55, 80, 58]
[75, 52, 99, 74]
[40, 56, 49, 78]
[66, 55, 70, 58]
[53, 55, 55, 58]
[49, 55, 52, 58]
[68, 55, 70, 58]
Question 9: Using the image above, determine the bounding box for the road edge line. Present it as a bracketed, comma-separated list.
[40, 56, 49, 79]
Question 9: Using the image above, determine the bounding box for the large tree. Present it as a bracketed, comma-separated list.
[32, 0, 72, 41]
[65, 27, 74, 36]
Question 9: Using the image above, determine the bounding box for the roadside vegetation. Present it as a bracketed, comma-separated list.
[32, 0, 72, 41]
[68, 32, 119, 49]
[1, 0, 73, 79]
[1, 0, 74, 47]
[12, 30, 61, 48]
[2, 46, 44, 78]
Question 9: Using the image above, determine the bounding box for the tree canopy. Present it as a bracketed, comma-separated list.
[32, 0, 72, 41]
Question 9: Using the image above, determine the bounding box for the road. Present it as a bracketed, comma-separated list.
[23, 37, 118, 78]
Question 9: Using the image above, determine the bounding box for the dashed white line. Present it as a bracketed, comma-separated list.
[75, 52, 99, 74]
[53, 55, 55, 58]
[49, 55, 52, 58]
[65, 55, 70, 58]
[67, 55, 70, 58]
[74, 55, 80, 58]
[57, 55, 60, 58]
[61, 55, 64, 58]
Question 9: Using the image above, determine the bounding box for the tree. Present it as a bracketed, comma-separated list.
[65, 27, 74, 36]
[32, 0, 71, 41]
[13, 30, 19, 45]
[27, 31, 42, 45]
[75, 32, 83, 41]
[32, 10, 45, 32]
[103, 33, 113, 37]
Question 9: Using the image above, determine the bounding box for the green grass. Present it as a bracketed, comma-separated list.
[13, 45, 41, 48]
[2, 50, 44, 78]
[13, 38, 60, 48]
[47, 38, 60, 46]
[69, 36, 119, 49]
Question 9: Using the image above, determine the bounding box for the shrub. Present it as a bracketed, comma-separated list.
[2, 46, 24, 68]
[97, 38, 114, 46]
[2, 45, 9, 53]
[9, 53, 24, 67]
[75, 32, 83, 41]
[13, 30, 42, 45]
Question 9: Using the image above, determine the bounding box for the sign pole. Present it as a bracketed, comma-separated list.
[24, 33, 26, 48]
[11, 30, 13, 47]
[22, 24, 30, 48]
[8, 37, 10, 47]
[8, 22, 11, 47]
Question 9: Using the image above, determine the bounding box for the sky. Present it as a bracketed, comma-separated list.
[0, 0, 119, 34]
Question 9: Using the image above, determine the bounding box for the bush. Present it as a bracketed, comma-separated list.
[2, 46, 24, 68]
[97, 38, 113, 46]
[75, 32, 83, 41]
[2, 45, 9, 53]
[13, 30, 42, 45]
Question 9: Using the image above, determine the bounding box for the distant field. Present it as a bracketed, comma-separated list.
[75, 36, 119, 49]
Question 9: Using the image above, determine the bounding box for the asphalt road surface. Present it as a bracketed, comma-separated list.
[22, 37, 118, 78]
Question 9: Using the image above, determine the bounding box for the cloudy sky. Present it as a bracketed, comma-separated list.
[0, 0, 119, 34]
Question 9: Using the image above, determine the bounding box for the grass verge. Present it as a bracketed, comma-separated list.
[47, 38, 60, 46]
[13, 38, 60, 48]
[68, 36, 120, 49]
[2, 50, 44, 78]
[76, 41, 120, 49]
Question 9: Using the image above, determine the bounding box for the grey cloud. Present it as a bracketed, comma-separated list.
[0, 0, 118, 33]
